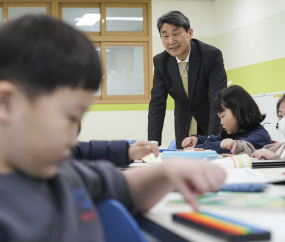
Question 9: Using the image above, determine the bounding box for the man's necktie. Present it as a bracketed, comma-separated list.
[179, 62, 197, 136]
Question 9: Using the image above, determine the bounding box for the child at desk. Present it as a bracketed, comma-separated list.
[182, 85, 271, 153]
[0, 15, 226, 242]
[232, 94, 285, 160]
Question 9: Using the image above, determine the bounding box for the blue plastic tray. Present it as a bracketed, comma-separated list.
[161, 150, 218, 161]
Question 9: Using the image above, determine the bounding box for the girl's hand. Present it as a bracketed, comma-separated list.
[251, 149, 276, 160]
[182, 137, 198, 148]
[220, 138, 238, 153]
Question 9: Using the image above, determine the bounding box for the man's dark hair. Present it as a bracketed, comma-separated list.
[157, 11, 190, 35]
[0, 15, 101, 99]
[214, 85, 266, 139]
[277, 94, 285, 115]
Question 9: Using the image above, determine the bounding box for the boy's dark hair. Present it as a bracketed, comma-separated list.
[157, 11, 190, 35]
[214, 85, 266, 139]
[0, 15, 101, 99]
[277, 94, 285, 115]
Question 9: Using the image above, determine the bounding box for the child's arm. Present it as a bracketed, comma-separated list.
[72, 140, 131, 167]
[194, 141, 230, 153]
[197, 134, 222, 143]
[70, 159, 225, 213]
[72, 140, 159, 167]
[221, 139, 256, 155]
[124, 160, 226, 212]
[183, 134, 230, 153]
[182, 134, 222, 149]
[238, 134, 271, 150]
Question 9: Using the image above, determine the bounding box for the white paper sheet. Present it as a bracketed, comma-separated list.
[225, 168, 285, 184]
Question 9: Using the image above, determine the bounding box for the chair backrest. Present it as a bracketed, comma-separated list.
[122, 139, 137, 145]
[167, 139, 176, 149]
[96, 199, 148, 242]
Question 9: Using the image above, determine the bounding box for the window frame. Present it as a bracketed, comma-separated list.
[1, 0, 153, 104]
[102, 41, 149, 101]
[4, 2, 51, 21]
[59, 2, 101, 37]
[104, 3, 147, 36]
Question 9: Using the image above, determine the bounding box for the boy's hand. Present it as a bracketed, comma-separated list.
[220, 138, 238, 153]
[182, 137, 198, 148]
[128, 140, 159, 160]
[164, 160, 226, 210]
[251, 149, 276, 160]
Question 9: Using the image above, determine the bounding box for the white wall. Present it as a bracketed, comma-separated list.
[213, 0, 285, 36]
[213, 0, 285, 70]
[152, 0, 214, 38]
[78, 110, 175, 148]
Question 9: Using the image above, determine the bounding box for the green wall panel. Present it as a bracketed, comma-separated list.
[227, 56, 285, 95]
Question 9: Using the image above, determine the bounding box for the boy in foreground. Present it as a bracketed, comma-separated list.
[0, 15, 226, 242]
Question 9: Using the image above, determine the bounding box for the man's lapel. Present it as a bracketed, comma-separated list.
[188, 40, 201, 108]
[167, 55, 188, 103]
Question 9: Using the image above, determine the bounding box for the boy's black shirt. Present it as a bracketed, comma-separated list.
[0, 160, 133, 242]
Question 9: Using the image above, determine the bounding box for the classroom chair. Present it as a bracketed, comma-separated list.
[167, 139, 176, 149]
[122, 139, 137, 145]
[96, 199, 148, 242]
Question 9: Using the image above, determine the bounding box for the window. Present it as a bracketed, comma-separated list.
[1, 0, 152, 104]
[105, 43, 148, 100]
[1, 2, 50, 22]
[6, 3, 50, 21]
[107, 46, 144, 95]
[60, 1, 152, 104]
[60, 3, 100, 34]
[105, 3, 147, 36]
[106, 7, 143, 32]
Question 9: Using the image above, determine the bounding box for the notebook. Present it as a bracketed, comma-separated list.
[225, 168, 285, 184]
[251, 159, 285, 168]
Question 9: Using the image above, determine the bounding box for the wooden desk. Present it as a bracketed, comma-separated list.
[138, 168, 285, 242]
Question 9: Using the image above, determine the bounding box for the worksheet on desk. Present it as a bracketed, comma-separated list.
[225, 168, 285, 184]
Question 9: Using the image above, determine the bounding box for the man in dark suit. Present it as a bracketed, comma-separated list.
[148, 11, 227, 149]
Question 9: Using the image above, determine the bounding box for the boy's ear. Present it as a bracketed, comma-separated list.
[0, 81, 17, 124]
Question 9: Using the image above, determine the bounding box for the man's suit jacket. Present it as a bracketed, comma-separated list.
[148, 39, 227, 149]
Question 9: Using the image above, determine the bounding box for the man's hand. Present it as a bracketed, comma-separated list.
[128, 140, 159, 160]
[164, 160, 226, 210]
[220, 138, 238, 153]
[182, 137, 198, 149]
[251, 149, 276, 160]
